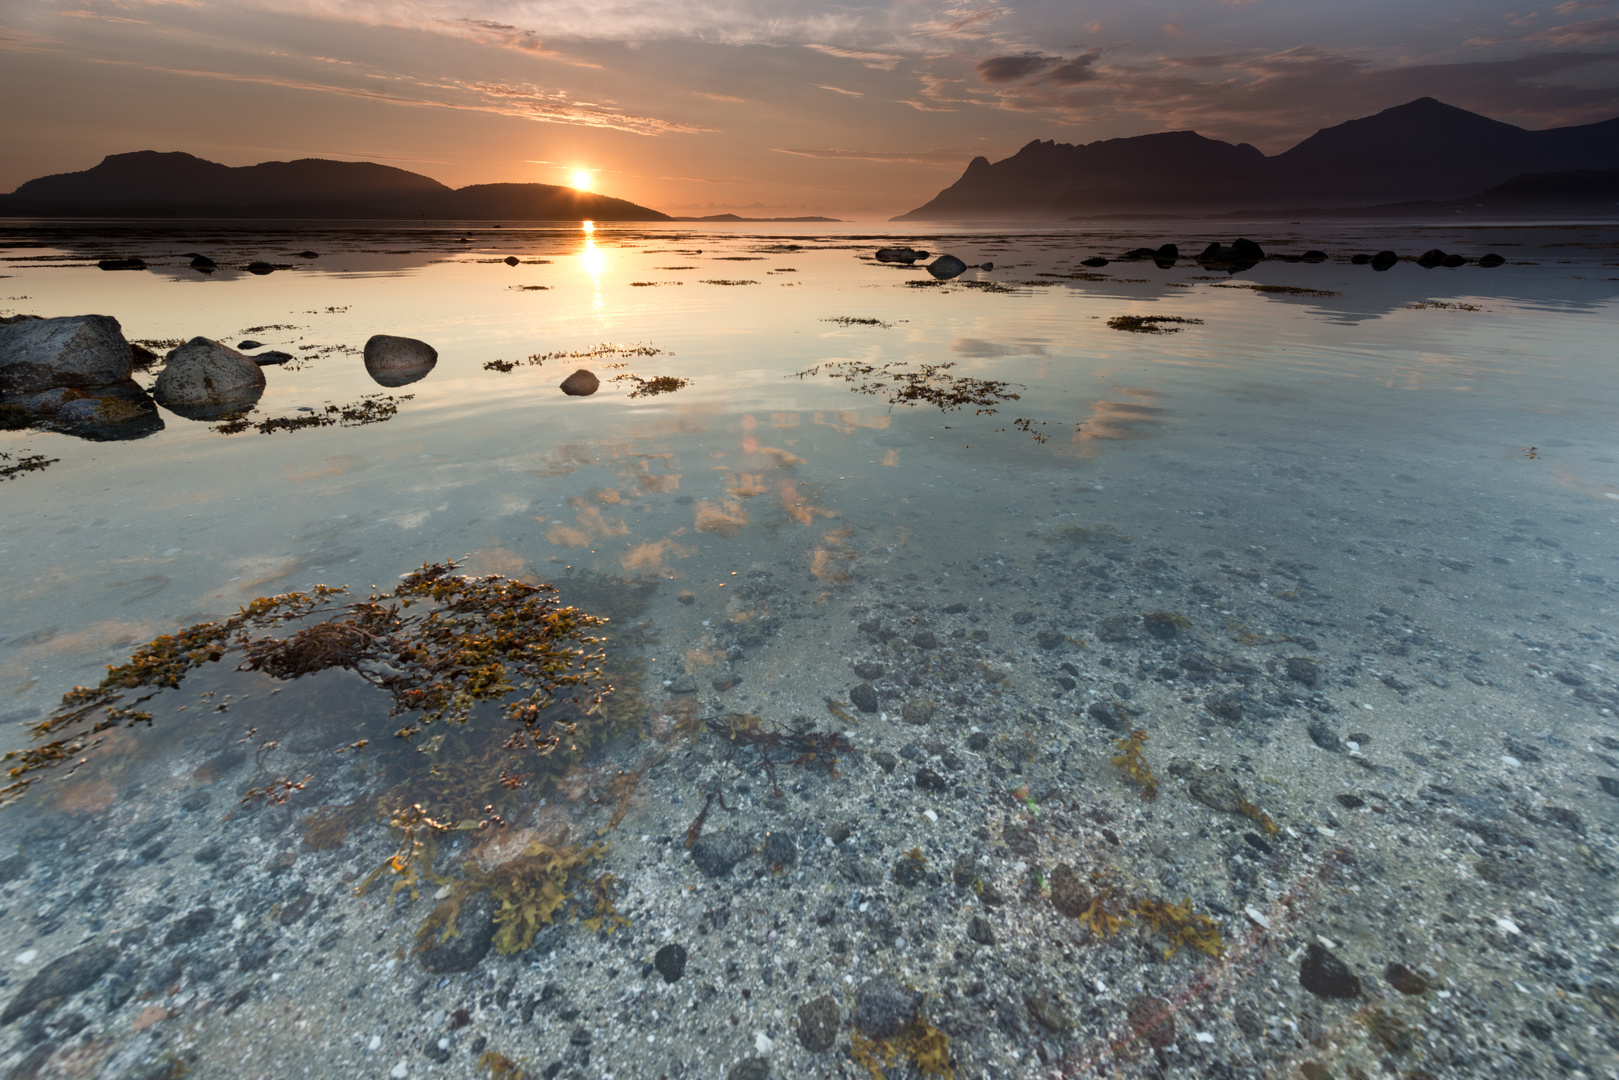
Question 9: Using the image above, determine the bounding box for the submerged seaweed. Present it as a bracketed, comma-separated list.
[794, 359, 1021, 415]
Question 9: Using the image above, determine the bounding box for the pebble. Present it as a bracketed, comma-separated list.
[849, 683, 879, 713]
[852, 976, 916, 1038]
[796, 994, 839, 1051]
[689, 832, 748, 878]
[1298, 942, 1360, 998]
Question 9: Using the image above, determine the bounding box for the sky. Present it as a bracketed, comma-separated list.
[2, 0, 1619, 217]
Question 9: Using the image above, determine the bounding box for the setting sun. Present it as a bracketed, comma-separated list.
[570, 169, 592, 191]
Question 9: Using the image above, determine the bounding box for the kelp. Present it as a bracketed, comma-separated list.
[612, 374, 690, 398]
[1, 561, 609, 805]
[214, 394, 411, 435]
[794, 359, 1021, 416]
[1111, 729, 1159, 802]
[849, 1015, 952, 1079]
[0, 449, 59, 481]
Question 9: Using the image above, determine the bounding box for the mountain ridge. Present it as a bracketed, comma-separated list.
[897, 97, 1619, 220]
[1, 151, 671, 221]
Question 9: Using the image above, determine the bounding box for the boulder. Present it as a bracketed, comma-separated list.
[97, 258, 145, 271]
[237, 340, 263, 350]
[187, 254, 216, 269]
[1350, 253, 1373, 265]
[875, 247, 928, 264]
[926, 254, 969, 280]
[245, 261, 277, 275]
[152, 337, 266, 420]
[1370, 250, 1399, 272]
[1301, 250, 1328, 263]
[504, 256, 519, 266]
[1154, 243, 1179, 260]
[560, 369, 600, 396]
[252, 351, 294, 365]
[295, 250, 319, 259]
[1440, 253, 1467, 268]
[0, 314, 134, 395]
[1080, 256, 1109, 267]
[1477, 253, 1506, 268]
[363, 334, 438, 387]
[1416, 249, 1447, 269]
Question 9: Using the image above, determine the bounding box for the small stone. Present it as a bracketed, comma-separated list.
[901, 699, 935, 725]
[893, 855, 928, 887]
[1087, 702, 1126, 731]
[853, 976, 916, 1039]
[1299, 942, 1359, 998]
[912, 630, 938, 649]
[1127, 995, 1176, 1048]
[1024, 988, 1072, 1031]
[1011, 611, 1035, 625]
[853, 661, 884, 680]
[1334, 794, 1365, 810]
[1384, 962, 1429, 995]
[967, 915, 995, 945]
[164, 907, 216, 946]
[796, 994, 839, 1051]
[1285, 657, 1319, 687]
[654, 944, 687, 983]
[1035, 630, 1064, 650]
[1186, 766, 1244, 813]
[726, 1058, 770, 1080]
[237, 340, 263, 350]
[1048, 863, 1090, 919]
[915, 767, 948, 793]
[849, 683, 879, 713]
[559, 369, 600, 396]
[763, 831, 797, 869]
[943, 603, 968, 614]
[689, 832, 748, 878]
[1307, 722, 1342, 752]
[1097, 614, 1137, 643]
[871, 750, 897, 773]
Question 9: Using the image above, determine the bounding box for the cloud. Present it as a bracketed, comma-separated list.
[805, 43, 902, 70]
[771, 146, 993, 166]
[691, 90, 745, 102]
[816, 84, 864, 96]
[1521, 17, 1619, 44]
[974, 52, 1059, 83]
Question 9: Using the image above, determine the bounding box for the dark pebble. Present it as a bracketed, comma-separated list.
[690, 833, 749, 878]
[179, 790, 212, 812]
[1597, 776, 1619, 799]
[1035, 630, 1064, 650]
[912, 631, 938, 650]
[1285, 657, 1319, 686]
[727, 1058, 770, 1080]
[1087, 702, 1126, 732]
[871, 751, 897, 774]
[1307, 722, 1342, 751]
[849, 683, 879, 713]
[654, 943, 687, 983]
[1334, 794, 1365, 809]
[763, 831, 796, 869]
[1048, 863, 1090, 918]
[967, 915, 995, 945]
[943, 603, 968, 614]
[1, 944, 121, 1022]
[915, 767, 948, 792]
[164, 907, 216, 946]
[1385, 962, 1430, 994]
[796, 994, 839, 1051]
[966, 731, 989, 751]
[853, 661, 884, 680]
[1126, 994, 1176, 1048]
[893, 856, 928, 887]
[853, 976, 916, 1039]
[1011, 611, 1034, 626]
[1299, 942, 1360, 998]
[419, 891, 494, 974]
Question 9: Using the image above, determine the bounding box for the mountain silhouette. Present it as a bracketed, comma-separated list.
[0, 151, 670, 220]
[897, 98, 1619, 220]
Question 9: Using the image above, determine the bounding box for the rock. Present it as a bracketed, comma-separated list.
[1080, 257, 1109, 267]
[97, 257, 146, 271]
[764, 831, 797, 868]
[0, 854, 28, 884]
[1478, 253, 1505, 268]
[296, 250, 319, 259]
[1024, 988, 1072, 1031]
[1035, 630, 1065, 650]
[252, 351, 294, 365]
[1155, 243, 1179, 260]
[1284, 657, 1319, 686]
[871, 750, 897, 774]
[129, 343, 158, 368]
[1012, 611, 1035, 625]
[1440, 253, 1467, 267]
[1299, 943, 1359, 998]
[1300, 250, 1328, 263]
[1097, 614, 1137, 642]
[967, 915, 995, 945]
[853, 661, 884, 680]
[654, 943, 687, 983]
[245, 261, 277, 274]
[419, 891, 495, 974]
[1186, 766, 1244, 813]
[1142, 612, 1184, 641]
[1385, 962, 1430, 994]
[237, 340, 264, 350]
[901, 699, 935, 725]
[1370, 250, 1399, 272]
[727, 1058, 770, 1080]
[2, 943, 121, 1022]
[363, 334, 438, 387]
[0, 314, 133, 395]
[690, 832, 748, 878]
[912, 630, 938, 649]
[797, 994, 839, 1051]
[926, 255, 969, 280]
[875, 247, 928, 264]
[1350, 253, 1373, 264]
[942, 603, 968, 614]
[849, 683, 879, 713]
[1122, 247, 1158, 259]
[1087, 702, 1126, 731]
[1127, 995, 1176, 1048]
[152, 337, 266, 420]
[893, 854, 928, 886]
[163, 907, 216, 946]
[853, 976, 916, 1039]
[1306, 721, 1342, 752]
[915, 767, 948, 793]
[559, 369, 599, 396]
[188, 254, 216, 268]
[1416, 248, 1447, 269]
[1048, 863, 1091, 918]
[503, 256, 520, 266]
[1231, 238, 1264, 261]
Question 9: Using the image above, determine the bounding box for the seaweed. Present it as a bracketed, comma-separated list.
[612, 374, 690, 398]
[1106, 315, 1204, 333]
[477, 1051, 526, 1079]
[849, 1015, 953, 1079]
[484, 359, 516, 372]
[214, 394, 411, 435]
[409, 833, 604, 953]
[1238, 799, 1280, 835]
[0, 450, 59, 481]
[1, 561, 610, 805]
[1111, 729, 1159, 802]
[580, 871, 630, 935]
[1132, 896, 1226, 958]
[707, 713, 855, 795]
[822, 317, 893, 327]
[793, 359, 1021, 416]
[698, 279, 758, 286]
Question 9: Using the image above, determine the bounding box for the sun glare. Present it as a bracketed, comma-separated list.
[571, 170, 592, 191]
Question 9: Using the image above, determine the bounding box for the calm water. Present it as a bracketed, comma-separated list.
[1, 220, 1617, 1080]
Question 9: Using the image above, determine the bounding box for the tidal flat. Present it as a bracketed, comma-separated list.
[1, 220, 1617, 1080]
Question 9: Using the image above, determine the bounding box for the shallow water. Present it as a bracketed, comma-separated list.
[1, 220, 1618, 1080]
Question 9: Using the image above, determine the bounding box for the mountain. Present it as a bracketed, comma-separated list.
[0, 151, 670, 220]
[897, 98, 1619, 220]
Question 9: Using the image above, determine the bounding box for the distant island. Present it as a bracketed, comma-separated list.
[896, 97, 1619, 220]
[0, 151, 671, 221]
[669, 214, 841, 222]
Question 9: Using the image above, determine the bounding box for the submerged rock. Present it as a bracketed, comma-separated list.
[1370, 250, 1399, 271]
[852, 976, 916, 1038]
[559, 369, 599, 396]
[419, 890, 495, 974]
[0, 314, 134, 395]
[797, 994, 839, 1051]
[926, 255, 969, 280]
[1081, 256, 1109, 267]
[363, 334, 438, 387]
[2, 943, 121, 1022]
[97, 257, 146, 271]
[875, 247, 928, 264]
[689, 832, 748, 878]
[1416, 248, 1448, 268]
[1299, 942, 1360, 998]
[153, 337, 266, 420]
[504, 256, 520, 266]
[1478, 253, 1506, 267]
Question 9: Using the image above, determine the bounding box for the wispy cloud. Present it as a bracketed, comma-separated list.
[816, 84, 864, 96]
[805, 43, 902, 70]
[771, 146, 990, 166]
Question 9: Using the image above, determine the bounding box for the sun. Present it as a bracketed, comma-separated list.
[570, 170, 592, 191]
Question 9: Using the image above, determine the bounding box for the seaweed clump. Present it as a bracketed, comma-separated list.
[214, 394, 411, 435]
[1049, 863, 1224, 958]
[1106, 315, 1204, 333]
[0, 560, 609, 805]
[1111, 729, 1159, 801]
[794, 359, 1021, 416]
[849, 1016, 952, 1079]
[407, 834, 605, 954]
[0, 450, 59, 481]
[612, 374, 690, 398]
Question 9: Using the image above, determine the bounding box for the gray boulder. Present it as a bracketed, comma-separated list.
[153, 337, 266, 420]
[560, 369, 600, 397]
[926, 255, 969, 280]
[363, 334, 437, 387]
[0, 315, 133, 396]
